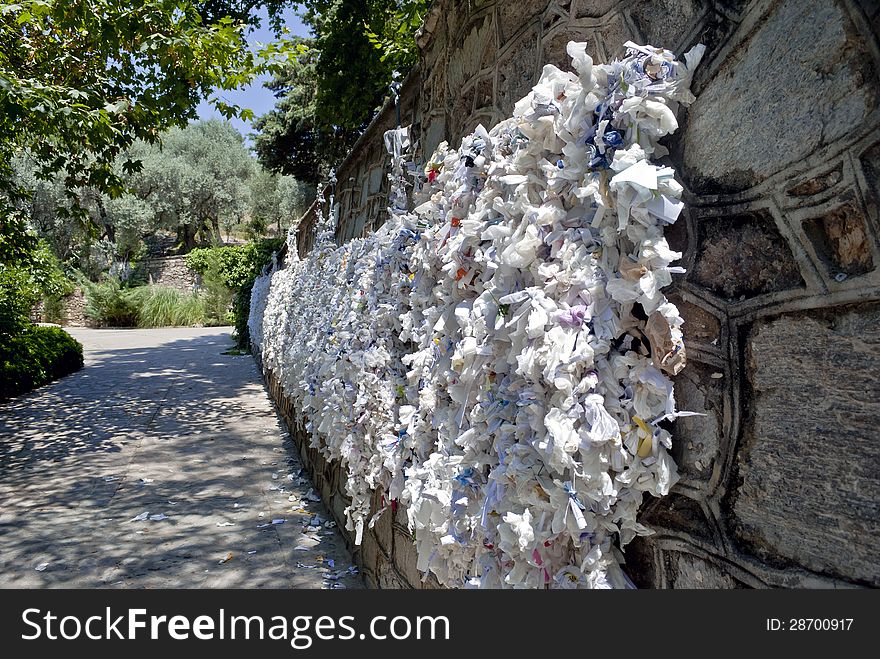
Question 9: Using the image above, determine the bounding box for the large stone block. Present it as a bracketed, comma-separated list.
[666, 292, 721, 344]
[663, 208, 690, 255]
[462, 110, 497, 140]
[571, 0, 619, 19]
[330, 490, 351, 535]
[472, 74, 494, 114]
[690, 210, 804, 300]
[496, 0, 541, 42]
[802, 200, 875, 278]
[393, 527, 423, 587]
[664, 551, 747, 588]
[447, 12, 495, 93]
[627, 0, 703, 53]
[496, 28, 540, 116]
[449, 83, 477, 140]
[368, 165, 384, 195]
[678, 0, 876, 194]
[372, 494, 394, 555]
[377, 557, 410, 589]
[734, 305, 880, 585]
[423, 115, 448, 159]
[318, 465, 334, 506]
[358, 528, 380, 575]
[623, 536, 661, 588]
[593, 11, 632, 61]
[671, 362, 725, 482]
[540, 26, 596, 73]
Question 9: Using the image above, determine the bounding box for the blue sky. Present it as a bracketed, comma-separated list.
[195, 5, 311, 146]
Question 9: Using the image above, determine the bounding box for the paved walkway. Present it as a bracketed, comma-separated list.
[0, 327, 361, 588]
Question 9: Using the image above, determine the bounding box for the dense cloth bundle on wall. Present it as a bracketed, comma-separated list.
[250, 41, 704, 588]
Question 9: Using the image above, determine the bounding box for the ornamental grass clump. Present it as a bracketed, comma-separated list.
[84, 278, 206, 327]
[82, 278, 140, 327]
[128, 286, 206, 328]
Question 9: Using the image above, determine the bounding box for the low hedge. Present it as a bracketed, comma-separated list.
[185, 239, 283, 290]
[185, 239, 283, 348]
[234, 279, 255, 349]
[0, 325, 84, 399]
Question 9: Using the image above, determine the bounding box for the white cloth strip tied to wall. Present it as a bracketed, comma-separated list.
[251, 40, 704, 588]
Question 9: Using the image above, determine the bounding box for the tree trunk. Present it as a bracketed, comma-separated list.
[95, 195, 115, 244]
[211, 216, 222, 245]
[178, 223, 196, 253]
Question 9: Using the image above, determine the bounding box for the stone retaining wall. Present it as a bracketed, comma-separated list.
[277, 0, 880, 588]
[40, 256, 200, 327]
[259, 362, 439, 588]
[33, 286, 90, 327]
[136, 255, 200, 291]
[59, 287, 88, 327]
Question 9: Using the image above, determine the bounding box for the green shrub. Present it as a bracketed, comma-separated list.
[0, 325, 84, 398]
[82, 277, 140, 326]
[186, 239, 281, 339]
[0, 265, 40, 336]
[185, 239, 282, 290]
[0, 225, 72, 337]
[84, 279, 207, 327]
[1, 220, 81, 397]
[41, 294, 66, 324]
[234, 279, 255, 349]
[198, 250, 235, 326]
[41, 269, 76, 324]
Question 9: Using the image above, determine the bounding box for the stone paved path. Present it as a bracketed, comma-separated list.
[0, 327, 361, 588]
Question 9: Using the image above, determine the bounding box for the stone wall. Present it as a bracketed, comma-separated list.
[41, 257, 200, 328]
[261, 366, 440, 588]
[58, 287, 88, 327]
[38, 257, 200, 328]
[32, 286, 88, 327]
[135, 255, 200, 291]
[279, 0, 880, 588]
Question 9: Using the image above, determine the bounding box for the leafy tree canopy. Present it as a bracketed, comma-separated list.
[253, 39, 327, 184]
[254, 0, 431, 183]
[0, 1, 301, 239]
[0, 1, 304, 344]
[248, 166, 314, 237]
[0, 213, 68, 337]
[127, 120, 256, 249]
[13, 120, 304, 270]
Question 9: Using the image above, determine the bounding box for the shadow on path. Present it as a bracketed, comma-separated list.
[0, 327, 360, 589]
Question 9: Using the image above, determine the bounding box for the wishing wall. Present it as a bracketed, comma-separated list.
[256, 0, 880, 588]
